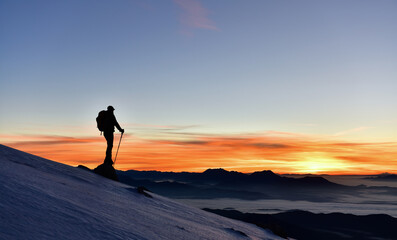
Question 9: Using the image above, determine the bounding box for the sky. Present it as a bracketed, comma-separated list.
[1, 0, 397, 174]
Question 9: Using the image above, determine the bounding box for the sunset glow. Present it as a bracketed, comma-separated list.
[2, 130, 397, 175]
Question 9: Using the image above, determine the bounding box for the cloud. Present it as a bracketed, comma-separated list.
[173, 0, 217, 34]
[152, 138, 291, 149]
[248, 143, 290, 149]
[333, 127, 372, 136]
[0, 133, 131, 147]
[124, 123, 199, 132]
[8, 136, 102, 146]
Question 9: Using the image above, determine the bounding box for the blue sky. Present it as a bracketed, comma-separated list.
[1, 0, 397, 141]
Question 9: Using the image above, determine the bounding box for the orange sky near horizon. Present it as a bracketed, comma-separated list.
[2, 131, 397, 175]
[2, 1, 397, 177]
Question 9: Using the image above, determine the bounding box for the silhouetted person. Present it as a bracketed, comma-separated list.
[103, 106, 124, 165]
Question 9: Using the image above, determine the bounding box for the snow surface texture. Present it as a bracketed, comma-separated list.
[0, 145, 283, 240]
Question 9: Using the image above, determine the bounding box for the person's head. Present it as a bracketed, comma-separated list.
[107, 106, 115, 112]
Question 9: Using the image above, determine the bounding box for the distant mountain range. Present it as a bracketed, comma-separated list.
[117, 168, 352, 202]
[119, 168, 341, 187]
[365, 173, 397, 181]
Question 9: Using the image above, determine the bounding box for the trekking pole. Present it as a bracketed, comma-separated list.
[114, 132, 123, 165]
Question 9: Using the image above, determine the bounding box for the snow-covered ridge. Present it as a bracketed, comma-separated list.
[0, 145, 282, 240]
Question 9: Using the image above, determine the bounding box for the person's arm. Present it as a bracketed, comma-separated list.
[113, 115, 124, 133]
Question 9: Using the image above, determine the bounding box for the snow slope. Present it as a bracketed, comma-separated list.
[0, 145, 283, 240]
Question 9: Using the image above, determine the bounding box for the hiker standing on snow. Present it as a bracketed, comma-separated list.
[102, 106, 124, 165]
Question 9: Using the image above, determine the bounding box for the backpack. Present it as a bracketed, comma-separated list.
[96, 110, 107, 133]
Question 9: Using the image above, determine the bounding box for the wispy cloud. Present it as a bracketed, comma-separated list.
[8, 135, 102, 146]
[173, 0, 217, 34]
[125, 123, 198, 131]
[333, 127, 372, 136]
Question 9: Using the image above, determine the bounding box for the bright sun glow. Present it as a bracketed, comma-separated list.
[293, 153, 350, 174]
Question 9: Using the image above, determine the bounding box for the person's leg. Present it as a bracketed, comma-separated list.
[104, 131, 114, 164]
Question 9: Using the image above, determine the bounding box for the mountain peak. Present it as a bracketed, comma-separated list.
[296, 176, 338, 186]
[250, 170, 280, 178]
[203, 168, 230, 175]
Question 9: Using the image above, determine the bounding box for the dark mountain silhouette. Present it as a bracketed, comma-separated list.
[294, 176, 339, 187]
[250, 170, 282, 181]
[230, 170, 341, 188]
[203, 168, 231, 176]
[117, 171, 268, 200]
[205, 208, 397, 240]
[120, 168, 248, 185]
[366, 173, 397, 181]
[202, 168, 247, 182]
[117, 168, 352, 202]
[120, 168, 340, 187]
